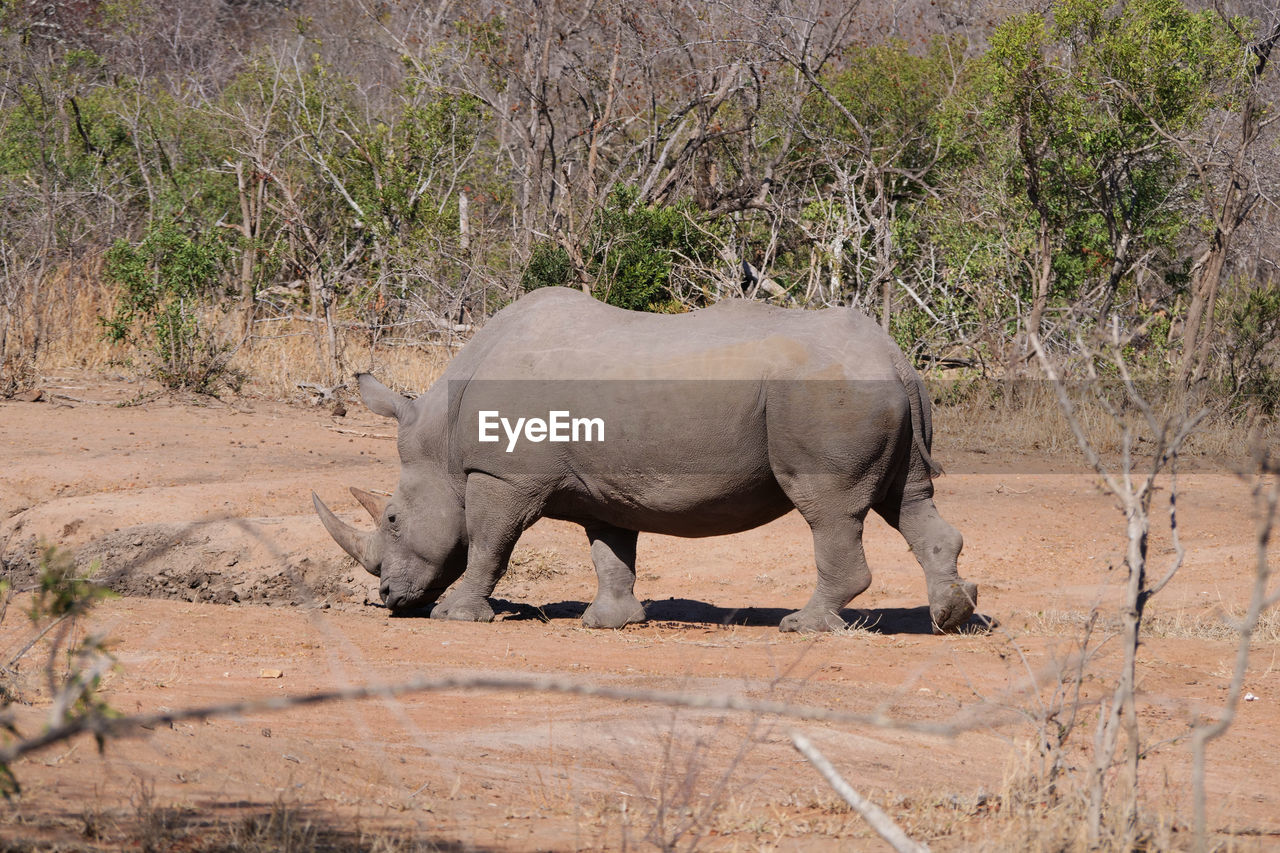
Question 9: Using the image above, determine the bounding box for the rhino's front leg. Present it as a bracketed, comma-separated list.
[581, 525, 646, 629]
[432, 474, 528, 623]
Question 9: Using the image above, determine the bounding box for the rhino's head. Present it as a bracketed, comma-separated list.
[313, 374, 466, 613]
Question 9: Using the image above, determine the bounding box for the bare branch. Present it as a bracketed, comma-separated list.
[1191, 454, 1280, 851]
[791, 731, 931, 853]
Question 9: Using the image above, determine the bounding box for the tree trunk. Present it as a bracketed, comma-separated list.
[1096, 228, 1133, 323]
[1190, 249, 1228, 382]
[458, 189, 471, 256]
[232, 160, 264, 346]
[1179, 244, 1227, 384]
[519, 1, 557, 251]
[585, 29, 621, 203]
[1018, 115, 1054, 367]
[238, 245, 255, 343]
[1026, 215, 1053, 343]
[875, 177, 893, 330]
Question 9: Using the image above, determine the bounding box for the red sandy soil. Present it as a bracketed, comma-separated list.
[1, 371, 1277, 850]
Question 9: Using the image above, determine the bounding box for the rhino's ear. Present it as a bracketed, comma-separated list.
[357, 373, 411, 421]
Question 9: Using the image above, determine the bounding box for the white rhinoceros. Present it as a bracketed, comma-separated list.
[314, 286, 976, 632]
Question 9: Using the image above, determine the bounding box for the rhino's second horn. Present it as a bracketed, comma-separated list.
[349, 486, 389, 522]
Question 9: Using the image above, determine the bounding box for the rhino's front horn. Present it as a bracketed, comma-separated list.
[349, 486, 388, 522]
[312, 491, 382, 575]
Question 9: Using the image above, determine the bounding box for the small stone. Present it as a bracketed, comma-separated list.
[259, 669, 284, 679]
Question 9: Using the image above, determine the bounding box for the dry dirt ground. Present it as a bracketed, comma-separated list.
[1, 371, 1278, 850]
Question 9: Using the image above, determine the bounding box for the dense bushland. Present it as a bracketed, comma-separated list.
[0, 0, 1277, 402]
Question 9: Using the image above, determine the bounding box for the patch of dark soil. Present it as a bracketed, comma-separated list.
[3, 528, 360, 609]
[0, 538, 42, 590]
[0, 798, 487, 852]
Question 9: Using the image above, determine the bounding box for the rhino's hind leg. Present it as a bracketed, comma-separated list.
[780, 513, 872, 633]
[582, 525, 647, 629]
[878, 496, 976, 633]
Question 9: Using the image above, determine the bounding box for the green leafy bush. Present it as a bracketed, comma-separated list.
[521, 242, 574, 292]
[101, 220, 239, 393]
[591, 186, 713, 311]
[1219, 282, 1280, 413]
[522, 186, 720, 311]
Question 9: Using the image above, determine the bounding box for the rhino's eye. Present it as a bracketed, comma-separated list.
[387, 513, 397, 525]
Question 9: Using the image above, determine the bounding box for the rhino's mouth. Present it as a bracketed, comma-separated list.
[381, 583, 452, 613]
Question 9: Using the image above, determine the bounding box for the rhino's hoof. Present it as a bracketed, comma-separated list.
[582, 595, 647, 629]
[431, 596, 495, 623]
[779, 608, 847, 633]
[930, 581, 978, 633]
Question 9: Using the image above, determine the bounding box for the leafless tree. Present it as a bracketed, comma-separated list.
[1175, 5, 1280, 382]
[1031, 328, 1205, 846]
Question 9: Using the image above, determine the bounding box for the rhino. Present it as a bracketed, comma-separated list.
[313, 286, 977, 632]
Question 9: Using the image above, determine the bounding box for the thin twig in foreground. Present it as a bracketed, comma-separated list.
[2, 673, 1015, 767]
[4, 612, 70, 672]
[791, 731, 930, 853]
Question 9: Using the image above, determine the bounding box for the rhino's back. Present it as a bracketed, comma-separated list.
[429, 289, 915, 537]
[447, 287, 901, 383]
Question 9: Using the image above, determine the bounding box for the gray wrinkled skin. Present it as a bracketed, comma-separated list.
[313, 287, 977, 633]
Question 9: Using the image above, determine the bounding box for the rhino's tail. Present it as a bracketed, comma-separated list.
[890, 347, 943, 479]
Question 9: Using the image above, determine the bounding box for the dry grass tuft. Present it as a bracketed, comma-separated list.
[930, 377, 1279, 461]
[832, 611, 882, 636]
[20, 274, 453, 400]
[21, 264, 120, 376]
[1017, 606, 1280, 644]
[872, 738, 1190, 852]
[231, 320, 452, 400]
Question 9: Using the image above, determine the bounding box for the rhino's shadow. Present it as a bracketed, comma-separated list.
[490, 598, 993, 635]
